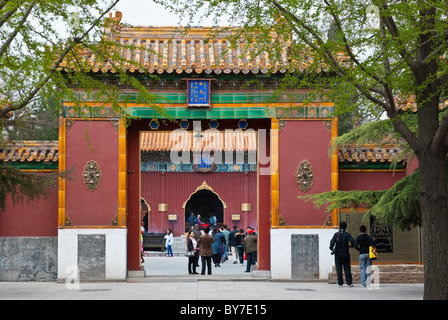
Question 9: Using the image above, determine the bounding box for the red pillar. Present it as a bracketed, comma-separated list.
[127, 122, 141, 272]
[258, 173, 271, 271]
[257, 126, 271, 271]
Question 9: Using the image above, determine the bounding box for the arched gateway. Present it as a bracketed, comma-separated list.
[183, 182, 226, 228]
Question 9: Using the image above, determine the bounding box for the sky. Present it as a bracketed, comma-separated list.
[114, 0, 181, 26]
[113, 0, 228, 27]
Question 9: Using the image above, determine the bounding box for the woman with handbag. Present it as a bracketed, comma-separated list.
[187, 231, 199, 274]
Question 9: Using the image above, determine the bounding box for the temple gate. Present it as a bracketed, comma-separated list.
[0, 12, 422, 281]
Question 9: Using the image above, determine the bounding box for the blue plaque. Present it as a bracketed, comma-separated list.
[193, 154, 215, 172]
[187, 79, 211, 108]
[198, 154, 212, 172]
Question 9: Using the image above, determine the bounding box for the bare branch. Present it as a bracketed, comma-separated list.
[0, 0, 121, 118]
[270, 0, 419, 150]
[422, 35, 448, 63]
[375, 1, 417, 70]
[0, 1, 36, 58]
[323, 0, 389, 87]
[0, 0, 25, 29]
[269, 0, 346, 78]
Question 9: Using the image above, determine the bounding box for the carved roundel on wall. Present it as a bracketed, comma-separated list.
[83, 160, 101, 191]
[296, 160, 314, 192]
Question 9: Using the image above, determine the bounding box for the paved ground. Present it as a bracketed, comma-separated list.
[0, 280, 423, 300]
[0, 253, 424, 302]
[142, 252, 253, 277]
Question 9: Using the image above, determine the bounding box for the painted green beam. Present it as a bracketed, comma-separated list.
[127, 107, 273, 119]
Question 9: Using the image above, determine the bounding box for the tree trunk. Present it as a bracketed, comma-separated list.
[416, 84, 448, 299]
[412, 9, 448, 295]
[418, 153, 448, 300]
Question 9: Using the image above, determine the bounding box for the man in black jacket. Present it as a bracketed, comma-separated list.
[354, 225, 375, 287]
[228, 226, 239, 264]
[330, 221, 355, 287]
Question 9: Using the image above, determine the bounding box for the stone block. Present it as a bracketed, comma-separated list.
[78, 234, 106, 279]
[291, 234, 319, 279]
[0, 237, 58, 281]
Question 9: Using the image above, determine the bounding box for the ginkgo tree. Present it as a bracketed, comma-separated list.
[0, 1, 160, 210]
[0, 0, 117, 210]
[155, 0, 448, 299]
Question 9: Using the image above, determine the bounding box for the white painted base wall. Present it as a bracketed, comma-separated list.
[58, 228, 335, 281]
[58, 228, 127, 280]
[270, 228, 336, 280]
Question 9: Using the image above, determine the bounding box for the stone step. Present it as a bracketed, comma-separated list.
[328, 264, 424, 284]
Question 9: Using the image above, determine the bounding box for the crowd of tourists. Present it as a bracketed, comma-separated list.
[185, 224, 257, 275]
[143, 218, 376, 284]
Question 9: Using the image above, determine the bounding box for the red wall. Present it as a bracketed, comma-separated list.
[141, 172, 257, 236]
[278, 120, 332, 226]
[339, 170, 407, 191]
[0, 186, 58, 237]
[65, 120, 119, 226]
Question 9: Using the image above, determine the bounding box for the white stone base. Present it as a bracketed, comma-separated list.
[58, 228, 127, 281]
[128, 269, 146, 278]
[270, 228, 336, 280]
[252, 270, 271, 279]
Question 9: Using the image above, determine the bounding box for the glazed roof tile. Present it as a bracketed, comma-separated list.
[338, 145, 400, 163]
[0, 140, 401, 165]
[0, 141, 59, 163]
[58, 12, 337, 75]
[62, 33, 290, 75]
[140, 131, 257, 153]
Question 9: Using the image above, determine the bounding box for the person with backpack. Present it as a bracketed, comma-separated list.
[354, 225, 375, 288]
[330, 221, 355, 287]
